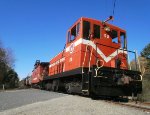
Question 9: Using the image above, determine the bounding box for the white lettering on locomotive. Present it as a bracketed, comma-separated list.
[49, 57, 65, 68]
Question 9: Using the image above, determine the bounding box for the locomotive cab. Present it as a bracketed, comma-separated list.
[67, 17, 127, 48]
[66, 17, 128, 69]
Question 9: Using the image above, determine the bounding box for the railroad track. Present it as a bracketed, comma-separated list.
[104, 100, 150, 113]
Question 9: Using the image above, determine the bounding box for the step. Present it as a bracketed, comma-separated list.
[82, 90, 88, 92]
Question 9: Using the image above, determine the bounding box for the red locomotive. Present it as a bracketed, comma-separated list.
[30, 17, 142, 97]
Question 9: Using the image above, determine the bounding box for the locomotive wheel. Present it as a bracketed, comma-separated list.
[65, 83, 72, 94]
[52, 81, 56, 91]
[52, 80, 59, 92]
[46, 83, 52, 91]
[65, 83, 77, 94]
[89, 89, 99, 99]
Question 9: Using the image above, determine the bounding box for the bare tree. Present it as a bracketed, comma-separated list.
[5, 48, 15, 68]
[0, 40, 16, 85]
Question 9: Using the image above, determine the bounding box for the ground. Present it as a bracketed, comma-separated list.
[0, 89, 149, 115]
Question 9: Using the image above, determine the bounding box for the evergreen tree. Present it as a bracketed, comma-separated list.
[0, 47, 7, 83]
[3, 69, 19, 88]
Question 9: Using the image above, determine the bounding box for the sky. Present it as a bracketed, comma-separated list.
[0, 0, 150, 80]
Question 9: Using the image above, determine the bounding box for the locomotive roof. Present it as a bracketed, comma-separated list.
[33, 61, 49, 69]
[68, 17, 126, 32]
[40, 62, 49, 65]
[34, 61, 49, 66]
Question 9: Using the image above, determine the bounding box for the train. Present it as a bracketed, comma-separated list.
[27, 16, 142, 97]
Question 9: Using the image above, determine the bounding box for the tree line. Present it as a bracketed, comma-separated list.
[130, 43, 150, 101]
[139, 43, 150, 102]
[0, 41, 19, 89]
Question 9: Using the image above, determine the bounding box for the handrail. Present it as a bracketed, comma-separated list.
[82, 43, 89, 73]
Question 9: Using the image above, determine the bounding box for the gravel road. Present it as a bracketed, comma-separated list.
[0, 89, 67, 111]
[0, 89, 149, 115]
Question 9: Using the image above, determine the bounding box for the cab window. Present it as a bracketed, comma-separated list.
[70, 25, 76, 42]
[111, 30, 118, 43]
[120, 32, 127, 49]
[93, 24, 100, 38]
[68, 31, 71, 42]
[76, 23, 80, 35]
[68, 23, 80, 43]
[83, 21, 90, 39]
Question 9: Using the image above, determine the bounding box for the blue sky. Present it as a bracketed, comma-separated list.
[0, 0, 149, 79]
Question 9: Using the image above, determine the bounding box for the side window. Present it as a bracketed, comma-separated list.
[68, 31, 71, 43]
[83, 21, 90, 39]
[111, 30, 118, 43]
[120, 32, 127, 49]
[94, 24, 100, 38]
[76, 23, 80, 36]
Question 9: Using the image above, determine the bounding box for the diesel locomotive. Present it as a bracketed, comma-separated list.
[30, 17, 142, 97]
